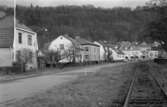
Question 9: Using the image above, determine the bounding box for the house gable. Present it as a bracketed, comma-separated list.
[49, 35, 73, 51]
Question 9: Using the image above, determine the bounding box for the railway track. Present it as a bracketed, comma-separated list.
[111, 64, 167, 107]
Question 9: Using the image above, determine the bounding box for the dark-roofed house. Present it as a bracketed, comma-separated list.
[0, 16, 38, 69]
[75, 36, 100, 62]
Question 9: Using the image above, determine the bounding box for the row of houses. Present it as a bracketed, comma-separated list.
[42, 35, 100, 64]
[0, 15, 166, 70]
[40, 34, 162, 64]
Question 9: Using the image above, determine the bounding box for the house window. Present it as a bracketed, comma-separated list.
[28, 35, 32, 46]
[18, 33, 22, 44]
[60, 44, 64, 50]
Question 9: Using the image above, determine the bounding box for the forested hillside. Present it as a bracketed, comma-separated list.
[16, 5, 159, 48]
[0, 6, 14, 16]
[147, 6, 167, 51]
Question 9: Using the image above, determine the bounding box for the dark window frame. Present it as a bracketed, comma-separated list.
[18, 33, 22, 44]
[28, 35, 32, 46]
[60, 44, 64, 50]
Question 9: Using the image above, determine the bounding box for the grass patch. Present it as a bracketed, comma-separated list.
[6, 64, 134, 107]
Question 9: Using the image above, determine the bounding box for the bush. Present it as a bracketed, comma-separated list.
[0, 67, 12, 75]
[12, 62, 25, 73]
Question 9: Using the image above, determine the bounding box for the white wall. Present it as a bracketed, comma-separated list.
[148, 50, 159, 59]
[0, 48, 12, 67]
[94, 41, 105, 61]
[49, 36, 73, 51]
[49, 36, 100, 63]
[14, 28, 38, 52]
[13, 28, 38, 69]
[49, 36, 73, 63]
[111, 49, 124, 61]
[123, 50, 143, 59]
[82, 44, 100, 62]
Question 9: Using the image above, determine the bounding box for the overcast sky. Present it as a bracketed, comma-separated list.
[0, 0, 14, 7]
[16, 0, 150, 8]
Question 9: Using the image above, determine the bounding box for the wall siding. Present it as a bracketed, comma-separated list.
[0, 48, 12, 67]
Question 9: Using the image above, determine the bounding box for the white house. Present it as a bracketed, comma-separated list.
[123, 49, 143, 60]
[15, 22, 38, 69]
[94, 41, 106, 61]
[49, 35, 100, 63]
[48, 34, 82, 63]
[148, 47, 159, 59]
[148, 50, 159, 59]
[0, 16, 38, 69]
[138, 42, 152, 51]
[110, 49, 125, 61]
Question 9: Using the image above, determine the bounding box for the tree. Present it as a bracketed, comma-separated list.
[16, 5, 157, 47]
[43, 44, 81, 66]
[147, 0, 167, 51]
[16, 48, 34, 72]
[45, 50, 61, 64]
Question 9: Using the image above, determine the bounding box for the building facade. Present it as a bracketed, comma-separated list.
[75, 37, 100, 62]
[49, 34, 82, 63]
[0, 16, 38, 69]
[94, 41, 106, 61]
[14, 22, 38, 69]
[110, 49, 125, 61]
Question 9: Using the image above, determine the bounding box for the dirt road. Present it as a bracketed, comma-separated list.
[0, 63, 124, 105]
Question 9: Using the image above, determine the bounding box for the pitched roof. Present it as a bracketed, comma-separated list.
[96, 41, 108, 47]
[16, 21, 34, 33]
[106, 43, 116, 49]
[63, 34, 80, 48]
[0, 16, 14, 48]
[115, 49, 125, 55]
[118, 41, 132, 50]
[75, 37, 99, 47]
[139, 42, 151, 47]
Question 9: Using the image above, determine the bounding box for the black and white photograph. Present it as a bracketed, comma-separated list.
[0, 0, 167, 106]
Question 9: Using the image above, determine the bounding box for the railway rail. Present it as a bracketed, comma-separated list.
[111, 64, 167, 107]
